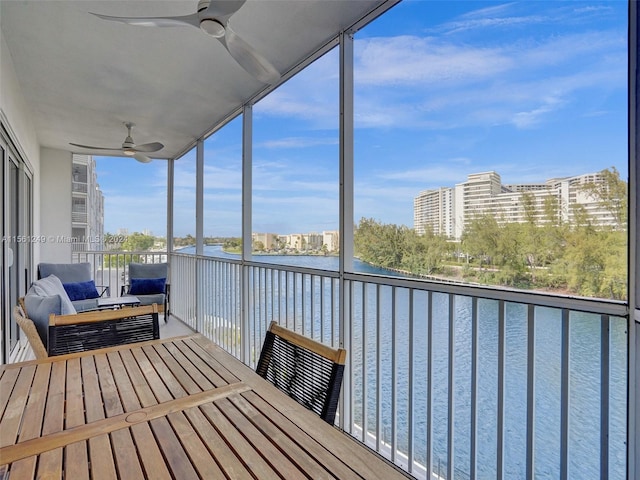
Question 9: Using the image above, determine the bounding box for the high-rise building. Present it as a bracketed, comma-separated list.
[72, 154, 104, 251]
[413, 187, 455, 237]
[415, 170, 619, 240]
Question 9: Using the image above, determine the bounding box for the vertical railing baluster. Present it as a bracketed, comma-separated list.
[470, 297, 478, 480]
[320, 276, 325, 343]
[497, 299, 506, 480]
[408, 288, 414, 474]
[426, 290, 433, 479]
[601, 314, 610, 480]
[391, 286, 397, 464]
[526, 303, 536, 480]
[447, 294, 455, 480]
[376, 283, 382, 453]
[362, 281, 368, 444]
[560, 308, 570, 480]
[302, 273, 307, 336]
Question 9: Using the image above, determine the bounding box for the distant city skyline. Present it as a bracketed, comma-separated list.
[96, 1, 628, 237]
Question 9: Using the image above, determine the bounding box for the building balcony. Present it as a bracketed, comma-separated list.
[1, 1, 637, 479]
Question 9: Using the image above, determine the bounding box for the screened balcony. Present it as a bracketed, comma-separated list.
[1, 1, 638, 479]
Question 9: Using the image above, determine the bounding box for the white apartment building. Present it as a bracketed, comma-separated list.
[413, 187, 455, 237]
[252, 232, 279, 250]
[415, 170, 619, 240]
[323, 230, 340, 252]
[71, 154, 104, 251]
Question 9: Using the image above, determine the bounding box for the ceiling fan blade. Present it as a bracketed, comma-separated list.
[134, 142, 164, 153]
[220, 25, 280, 84]
[69, 142, 121, 152]
[204, 0, 246, 20]
[133, 152, 153, 163]
[90, 12, 200, 28]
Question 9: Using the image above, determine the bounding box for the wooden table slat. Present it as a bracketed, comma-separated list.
[149, 417, 200, 480]
[172, 338, 232, 387]
[216, 396, 311, 480]
[166, 410, 227, 478]
[150, 341, 204, 395]
[129, 423, 173, 480]
[106, 351, 143, 412]
[37, 361, 68, 480]
[95, 351, 145, 479]
[0, 368, 21, 421]
[63, 358, 89, 480]
[199, 402, 283, 480]
[119, 349, 159, 408]
[183, 406, 255, 479]
[0, 365, 36, 449]
[95, 354, 124, 417]
[130, 346, 175, 403]
[81, 355, 118, 478]
[110, 429, 146, 480]
[184, 337, 241, 385]
[166, 342, 215, 390]
[140, 343, 190, 399]
[231, 392, 355, 480]
[7, 364, 52, 479]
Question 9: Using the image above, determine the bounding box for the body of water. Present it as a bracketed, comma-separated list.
[179, 245, 627, 479]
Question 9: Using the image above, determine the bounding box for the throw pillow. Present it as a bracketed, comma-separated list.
[31, 275, 77, 315]
[129, 277, 166, 295]
[63, 280, 100, 301]
[24, 294, 62, 348]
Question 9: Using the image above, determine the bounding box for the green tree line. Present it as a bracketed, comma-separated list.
[355, 168, 627, 300]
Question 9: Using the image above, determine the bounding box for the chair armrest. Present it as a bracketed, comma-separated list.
[96, 285, 110, 297]
[50, 304, 159, 326]
[120, 284, 129, 296]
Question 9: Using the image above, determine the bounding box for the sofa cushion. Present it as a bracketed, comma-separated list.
[130, 277, 166, 295]
[63, 280, 100, 301]
[38, 262, 92, 283]
[24, 294, 62, 348]
[31, 275, 77, 315]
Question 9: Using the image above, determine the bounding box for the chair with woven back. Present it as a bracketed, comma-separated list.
[14, 303, 48, 359]
[16, 296, 160, 358]
[256, 321, 347, 424]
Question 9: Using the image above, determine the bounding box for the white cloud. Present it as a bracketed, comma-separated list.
[259, 137, 338, 149]
[355, 35, 511, 87]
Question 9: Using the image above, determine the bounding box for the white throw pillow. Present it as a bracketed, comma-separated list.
[31, 275, 77, 315]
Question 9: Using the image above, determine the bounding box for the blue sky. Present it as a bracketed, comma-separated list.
[96, 0, 628, 238]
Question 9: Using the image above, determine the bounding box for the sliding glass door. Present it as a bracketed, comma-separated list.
[1, 128, 33, 363]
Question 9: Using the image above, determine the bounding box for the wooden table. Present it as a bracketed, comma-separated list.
[0, 334, 409, 479]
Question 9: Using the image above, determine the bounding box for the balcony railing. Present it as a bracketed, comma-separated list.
[74, 250, 629, 480]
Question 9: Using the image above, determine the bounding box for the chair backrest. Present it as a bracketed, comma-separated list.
[13, 304, 48, 359]
[256, 321, 346, 424]
[128, 262, 167, 280]
[38, 262, 92, 283]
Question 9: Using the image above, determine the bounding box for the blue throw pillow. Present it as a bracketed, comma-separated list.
[63, 280, 100, 301]
[130, 277, 166, 295]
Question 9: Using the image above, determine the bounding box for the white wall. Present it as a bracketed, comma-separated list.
[39, 148, 72, 262]
[1, 28, 42, 271]
[0, 30, 40, 165]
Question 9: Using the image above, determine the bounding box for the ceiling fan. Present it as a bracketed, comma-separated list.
[69, 122, 164, 163]
[90, 0, 281, 84]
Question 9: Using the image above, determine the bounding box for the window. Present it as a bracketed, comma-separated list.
[353, 1, 628, 301]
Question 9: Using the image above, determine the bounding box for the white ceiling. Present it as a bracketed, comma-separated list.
[1, 0, 389, 160]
